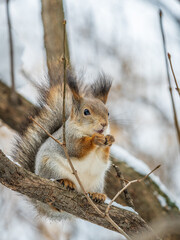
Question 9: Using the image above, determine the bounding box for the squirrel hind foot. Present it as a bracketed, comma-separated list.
[57, 178, 76, 191]
[88, 192, 106, 203]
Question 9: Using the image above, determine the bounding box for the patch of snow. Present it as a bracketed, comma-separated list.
[157, 195, 167, 207]
[105, 197, 138, 214]
[7, 155, 21, 167]
[71, 218, 126, 240]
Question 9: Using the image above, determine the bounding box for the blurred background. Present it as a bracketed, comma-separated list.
[0, 0, 180, 239]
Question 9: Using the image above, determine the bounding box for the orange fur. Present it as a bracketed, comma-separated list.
[57, 178, 76, 189]
[75, 135, 96, 159]
[73, 133, 110, 161]
[88, 192, 106, 202]
[101, 146, 110, 163]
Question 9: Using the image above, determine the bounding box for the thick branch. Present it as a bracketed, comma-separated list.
[0, 150, 154, 237]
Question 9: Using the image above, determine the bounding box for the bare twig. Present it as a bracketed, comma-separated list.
[167, 53, 180, 96]
[112, 164, 134, 209]
[106, 165, 161, 214]
[58, 20, 131, 239]
[62, 20, 67, 144]
[159, 9, 180, 146]
[6, 0, 18, 104]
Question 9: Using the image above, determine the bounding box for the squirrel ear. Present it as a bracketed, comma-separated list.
[67, 73, 81, 103]
[91, 74, 112, 104]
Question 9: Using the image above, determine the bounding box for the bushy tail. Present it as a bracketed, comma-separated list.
[12, 73, 74, 172]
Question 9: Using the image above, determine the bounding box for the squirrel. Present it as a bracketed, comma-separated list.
[12, 70, 115, 220]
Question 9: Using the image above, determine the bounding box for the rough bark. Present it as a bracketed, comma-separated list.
[0, 150, 153, 237]
[41, 0, 69, 82]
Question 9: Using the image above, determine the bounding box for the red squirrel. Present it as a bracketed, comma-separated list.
[12, 71, 115, 219]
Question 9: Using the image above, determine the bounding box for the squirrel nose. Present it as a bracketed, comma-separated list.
[101, 122, 107, 128]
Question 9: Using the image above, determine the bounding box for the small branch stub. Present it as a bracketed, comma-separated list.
[167, 53, 180, 96]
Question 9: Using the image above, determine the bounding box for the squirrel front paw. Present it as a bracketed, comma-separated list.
[104, 134, 115, 146]
[88, 192, 106, 203]
[57, 179, 76, 191]
[93, 133, 106, 146]
[93, 133, 115, 146]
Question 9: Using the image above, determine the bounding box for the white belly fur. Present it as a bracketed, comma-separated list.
[35, 148, 111, 193]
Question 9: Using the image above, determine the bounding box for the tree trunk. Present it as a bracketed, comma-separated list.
[41, 0, 69, 82]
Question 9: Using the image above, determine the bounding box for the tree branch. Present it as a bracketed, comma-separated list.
[159, 10, 180, 147]
[106, 165, 161, 215]
[112, 164, 135, 209]
[0, 150, 154, 238]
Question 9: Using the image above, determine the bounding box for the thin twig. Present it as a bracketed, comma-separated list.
[62, 20, 67, 144]
[159, 9, 180, 147]
[30, 20, 132, 240]
[140, 165, 161, 182]
[167, 53, 180, 96]
[106, 165, 161, 214]
[29, 117, 63, 146]
[60, 20, 128, 237]
[112, 164, 134, 209]
[6, 0, 18, 103]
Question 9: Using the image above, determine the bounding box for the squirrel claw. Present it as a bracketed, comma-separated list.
[57, 179, 76, 191]
[93, 134, 106, 146]
[88, 192, 106, 203]
[104, 135, 115, 146]
[93, 133, 115, 146]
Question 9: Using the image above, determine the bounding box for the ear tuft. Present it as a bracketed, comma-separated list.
[91, 74, 112, 104]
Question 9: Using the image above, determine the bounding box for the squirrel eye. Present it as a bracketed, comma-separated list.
[84, 109, 91, 116]
[108, 112, 110, 116]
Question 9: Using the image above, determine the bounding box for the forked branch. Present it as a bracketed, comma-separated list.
[106, 165, 161, 214]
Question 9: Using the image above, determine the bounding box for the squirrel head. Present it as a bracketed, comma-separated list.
[67, 74, 112, 136]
